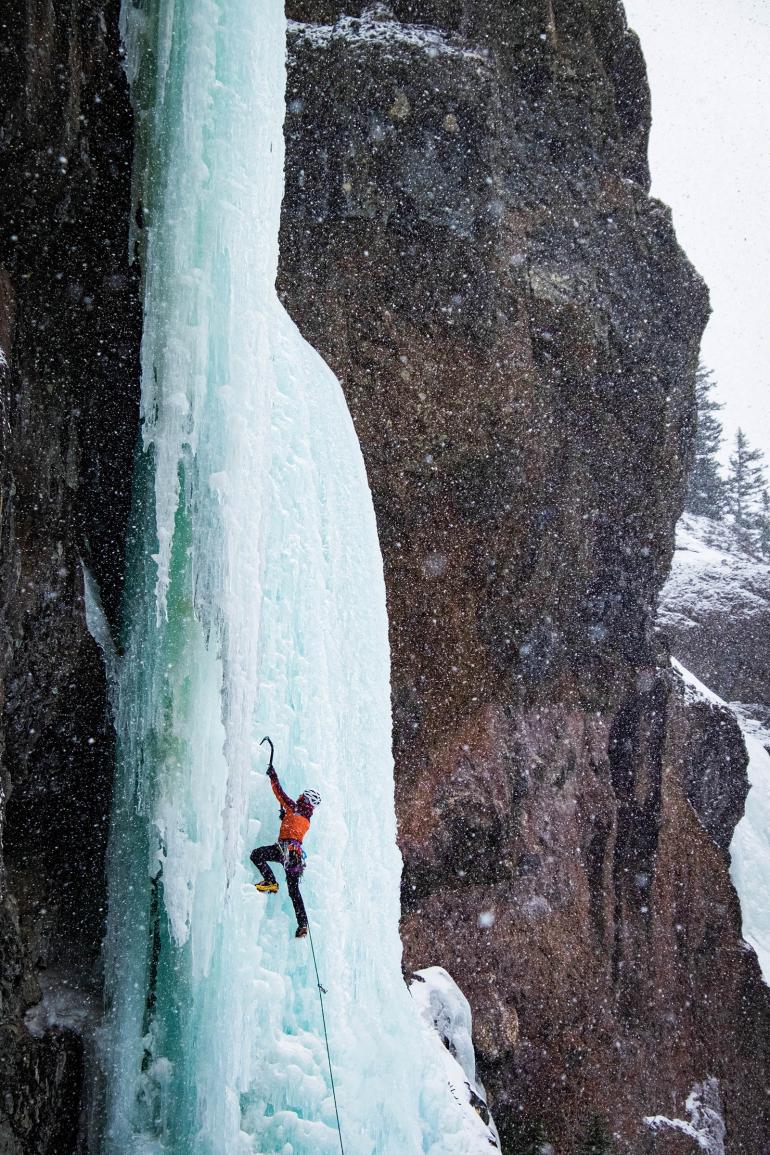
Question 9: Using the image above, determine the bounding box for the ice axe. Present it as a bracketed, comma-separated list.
[260, 735, 274, 771]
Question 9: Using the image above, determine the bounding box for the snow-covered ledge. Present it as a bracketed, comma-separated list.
[645, 1077, 725, 1155]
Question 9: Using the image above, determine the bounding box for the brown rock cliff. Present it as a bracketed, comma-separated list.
[278, 3, 770, 1151]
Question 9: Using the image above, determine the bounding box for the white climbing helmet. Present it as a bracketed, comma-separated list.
[303, 789, 321, 807]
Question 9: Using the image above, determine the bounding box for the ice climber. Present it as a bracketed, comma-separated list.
[251, 751, 320, 939]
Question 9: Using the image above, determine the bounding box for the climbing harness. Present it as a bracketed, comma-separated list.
[308, 925, 345, 1155]
[279, 837, 307, 876]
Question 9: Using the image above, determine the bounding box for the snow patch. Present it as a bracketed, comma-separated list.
[25, 969, 97, 1038]
[411, 966, 477, 1086]
[659, 513, 770, 630]
[672, 658, 722, 709]
[81, 560, 119, 686]
[288, 14, 488, 63]
[645, 1077, 725, 1154]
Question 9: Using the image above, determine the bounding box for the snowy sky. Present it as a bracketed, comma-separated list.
[622, 0, 770, 465]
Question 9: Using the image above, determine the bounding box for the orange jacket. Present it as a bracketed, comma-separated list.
[268, 768, 313, 844]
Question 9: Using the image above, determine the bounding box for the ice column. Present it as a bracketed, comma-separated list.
[98, 2, 495, 1152]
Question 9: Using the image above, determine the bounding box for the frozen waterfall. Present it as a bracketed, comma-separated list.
[96, 1, 496, 1152]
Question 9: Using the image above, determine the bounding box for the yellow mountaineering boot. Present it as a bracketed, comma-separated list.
[255, 881, 279, 894]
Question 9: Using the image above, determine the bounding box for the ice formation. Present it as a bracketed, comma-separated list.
[96, 1, 495, 1152]
[411, 968, 500, 1150]
[24, 969, 97, 1040]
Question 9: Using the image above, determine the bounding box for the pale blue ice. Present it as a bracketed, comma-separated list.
[96, 2, 496, 1152]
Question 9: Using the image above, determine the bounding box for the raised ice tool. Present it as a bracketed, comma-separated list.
[260, 735, 275, 770]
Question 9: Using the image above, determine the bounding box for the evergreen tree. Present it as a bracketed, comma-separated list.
[501, 1118, 550, 1155]
[685, 365, 727, 518]
[727, 428, 767, 530]
[759, 489, 770, 558]
[578, 1113, 616, 1155]
[523, 1119, 549, 1155]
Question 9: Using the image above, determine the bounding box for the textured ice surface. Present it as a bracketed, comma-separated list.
[673, 660, 770, 983]
[97, 2, 495, 1151]
[411, 968, 500, 1150]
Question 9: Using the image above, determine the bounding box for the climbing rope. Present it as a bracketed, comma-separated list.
[308, 925, 345, 1155]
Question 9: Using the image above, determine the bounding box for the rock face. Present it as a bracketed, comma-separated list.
[282, 4, 704, 722]
[278, 3, 770, 1151]
[0, 3, 140, 1150]
[397, 673, 767, 1152]
[675, 689, 749, 855]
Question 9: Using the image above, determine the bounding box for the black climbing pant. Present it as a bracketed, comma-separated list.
[250, 843, 308, 930]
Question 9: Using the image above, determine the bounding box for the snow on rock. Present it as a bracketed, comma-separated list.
[81, 561, 119, 686]
[411, 967, 477, 1086]
[673, 660, 770, 983]
[24, 969, 98, 1039]
[672, 659, 723, 709]
[662, 521, 770, 944]
[410, 967, 500, 1149]
[659, 513, 770, 629]
[287, 12, 488, 63]
[645, 1077, 725, 1154]
[659, 514, 770, 707]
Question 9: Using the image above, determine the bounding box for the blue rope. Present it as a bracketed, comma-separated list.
[307, 925, 345, 1155]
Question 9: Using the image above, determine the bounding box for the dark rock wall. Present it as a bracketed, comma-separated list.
[676, 605, 770, 713]
[0, 3, 139, 1150]
[397, 677, 768, 1152]
[278, 3, 770, 1151]
[281, 2, 704, 740]
[678, 694, 750, 854]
